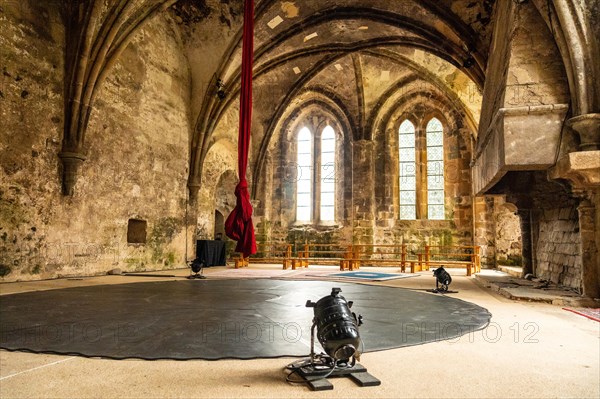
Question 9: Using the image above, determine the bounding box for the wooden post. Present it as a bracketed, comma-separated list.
[417, 253, 423, 272]
[353, 246, 361, 270]
[341, 245, 351, 270]
[401, 244, 406, 273]
[303, 244, 309, 268]
[424, 245, 430, 271]
[283, 244, 291, 270]
[235, 254, 248, 269]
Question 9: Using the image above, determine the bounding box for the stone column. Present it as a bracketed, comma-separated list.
[517, 209, 533, 277]
[253, 151, 271, 243]
[352, 140, 375, 245]
[567, 114, 600, 151]
[577, 196, 599, 298]
[548, 114, 600, 296]
[530, 208, 541, 276]
[473, 196, 496, 268]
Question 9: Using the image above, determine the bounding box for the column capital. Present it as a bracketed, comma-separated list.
[572, 187, 599, 206]
[567, 113, 600, 151]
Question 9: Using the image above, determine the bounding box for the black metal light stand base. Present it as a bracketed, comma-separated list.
[427, 289, 458, 294]
[187, 274, 206, 279]
[187, 259, 206, 279]
[293, 361, 380, 391]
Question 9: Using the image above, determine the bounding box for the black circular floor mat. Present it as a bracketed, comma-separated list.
[0, 279, 491, 360]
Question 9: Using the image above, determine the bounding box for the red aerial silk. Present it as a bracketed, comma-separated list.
[225, 0, 257, 257]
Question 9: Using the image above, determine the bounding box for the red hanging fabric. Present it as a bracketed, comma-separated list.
[225, 0, 257, 257]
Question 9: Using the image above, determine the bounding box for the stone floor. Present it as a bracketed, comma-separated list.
[1, 265, 599, 398]
[475, 269, 600, 307]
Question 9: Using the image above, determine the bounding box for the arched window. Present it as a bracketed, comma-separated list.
[399, 120, 416, 220]
[296, 127, 312, 221]
[320, 126, 336, 221]
[426, 117, 445, 220]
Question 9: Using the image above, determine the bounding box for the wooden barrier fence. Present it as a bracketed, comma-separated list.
[235, 242, 481, 275]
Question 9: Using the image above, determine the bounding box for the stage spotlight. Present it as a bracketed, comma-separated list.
[432, 266, 452, 293]
[285, 288, 380, 390]
[306, 287, 362, 363]
[187, 258, 206, 279]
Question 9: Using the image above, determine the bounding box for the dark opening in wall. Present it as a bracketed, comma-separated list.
[127, 219, 147, 244]
[214, 210, 225, 239]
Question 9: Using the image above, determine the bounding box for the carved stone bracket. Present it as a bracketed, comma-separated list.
[549, 150, 600, 187]
[187, 182, 201, 203]
[58, 152, 86, 196]
[250, 199, 260, 209]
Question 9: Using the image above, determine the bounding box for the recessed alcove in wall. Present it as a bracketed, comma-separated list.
[214, 170, 237, 217]
[494, 199, 523, 267]
[127, 219, 147, 244]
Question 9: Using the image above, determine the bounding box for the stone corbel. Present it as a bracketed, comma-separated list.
[250, 199, 260, 209]
[58, 152, 86, 196]
[187, 181, 201, 203]
[549, 150, 600, 187]
[572, 188, 598, 206]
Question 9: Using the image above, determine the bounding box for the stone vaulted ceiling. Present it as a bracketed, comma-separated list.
[173, 0, 495, 193]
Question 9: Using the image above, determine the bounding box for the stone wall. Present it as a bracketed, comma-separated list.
[493, 172, 584, 290]
[195, 140, 237, 239]
[535, 206, 581, 289]
[255, 90, 475, 253]
[372, 99, 475, 250]
[493, 198, 522, 266]
[473, 196, 496, 267]
[0, 4, 193, 281]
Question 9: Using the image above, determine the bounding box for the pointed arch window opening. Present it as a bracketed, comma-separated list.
[320, 125, 336, 222]
[426, 117, 445, 220]
[296, 127, 313, 222]
[295, 124, 339, 223]
[399, 120, 417, 220]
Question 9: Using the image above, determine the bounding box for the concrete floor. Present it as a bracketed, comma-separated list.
[1, 266, 599, 398]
